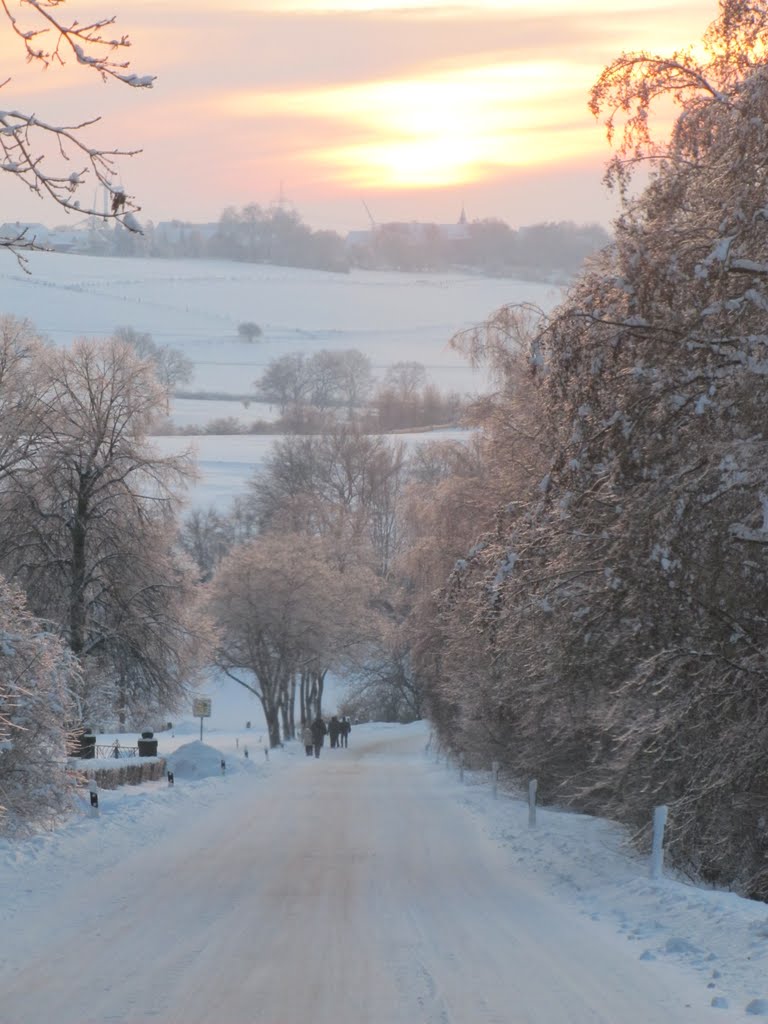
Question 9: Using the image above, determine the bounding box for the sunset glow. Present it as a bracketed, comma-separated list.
[231, 60, 597, 190]
[0, 0, 713, 229]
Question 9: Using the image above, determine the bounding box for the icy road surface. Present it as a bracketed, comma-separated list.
[1, 729, 733, 1023]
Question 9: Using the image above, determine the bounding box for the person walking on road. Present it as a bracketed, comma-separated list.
[302, 723, 314, 757]
[339, 717, 351, 748]
[328, 715, 341, 748]
[310, 715, 327, 758]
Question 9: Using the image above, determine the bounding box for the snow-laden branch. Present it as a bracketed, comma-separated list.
[1, 0, 155, 89]
[0, 0, 155, 265]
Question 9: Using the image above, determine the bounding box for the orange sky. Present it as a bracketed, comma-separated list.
[0, 0, 711, 233]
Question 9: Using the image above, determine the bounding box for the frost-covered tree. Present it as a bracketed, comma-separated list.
[0, 315, 50, 476]
[0, 0, 154, 263]
[247, 424, 407, 576]
[0, 578, 79, 833]
[420, 0, 768, 896]
[208, 533, 378, 746]
[255, 348, 372, 417]
[237, 322, 263, 344]
[0, 337, 208, 724]
[256, 352, 312, 413]
[111, 326, 194, 392]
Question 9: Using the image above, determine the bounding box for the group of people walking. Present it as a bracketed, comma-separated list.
[303, 714, 351, 758]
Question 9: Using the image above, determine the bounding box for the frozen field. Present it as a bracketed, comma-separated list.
[0, 250, 560, 509]
[0, 250, 563, 400]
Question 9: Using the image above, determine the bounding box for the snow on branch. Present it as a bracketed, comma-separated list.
[729, 258, 768, 274]
[0, 0, 155, 264]
[1, 0, 155, 89]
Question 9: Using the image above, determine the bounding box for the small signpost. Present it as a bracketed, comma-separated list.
[192, 697, 212, 741]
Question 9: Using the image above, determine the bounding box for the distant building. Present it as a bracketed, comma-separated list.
[344, 207, 471, 269]
[345, 207, 470, 249]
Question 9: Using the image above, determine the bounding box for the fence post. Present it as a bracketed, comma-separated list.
[650, 804, 668, 879]
[528, 778, 538, 828]
[459, 752, 465, 782]
[492, 760, 499, 799]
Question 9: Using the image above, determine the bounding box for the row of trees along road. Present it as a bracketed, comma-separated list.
[412, 0, 768, 899]
[0, 321, 213, 829]
[0, 3, 196, 831]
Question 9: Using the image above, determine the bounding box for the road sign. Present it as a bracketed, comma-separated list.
[192, 698, 211, 717]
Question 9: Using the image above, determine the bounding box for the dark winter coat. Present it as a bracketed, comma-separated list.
[310, 717, 327, 745]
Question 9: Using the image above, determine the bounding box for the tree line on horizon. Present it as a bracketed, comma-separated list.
[114, 207, 611, 281]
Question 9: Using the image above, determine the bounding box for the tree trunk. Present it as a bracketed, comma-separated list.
[264, 703, 281, 748]
[68, 479, 89, 656]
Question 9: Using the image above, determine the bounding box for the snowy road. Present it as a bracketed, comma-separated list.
[0, 729, 735, 1023]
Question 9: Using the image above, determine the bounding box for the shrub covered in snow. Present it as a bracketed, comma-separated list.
[0, 578, 80, 832]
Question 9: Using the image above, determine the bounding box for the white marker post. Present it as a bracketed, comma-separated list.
[528, 778, 538, 828]
[88, 781, 99, 817]
[650, 804, 668, 880]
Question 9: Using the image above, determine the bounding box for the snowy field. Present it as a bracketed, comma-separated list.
[0, 250, 562, 402]
[0, 250, 559, 508]
[2, 678, 768, 1021]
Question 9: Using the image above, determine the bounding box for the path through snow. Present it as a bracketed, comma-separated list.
[1, 724, 757, 1023]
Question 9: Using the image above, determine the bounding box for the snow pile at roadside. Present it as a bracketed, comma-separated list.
[166, 740, 242, 780]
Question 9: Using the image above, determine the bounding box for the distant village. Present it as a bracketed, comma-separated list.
[0, 204, 611, 281]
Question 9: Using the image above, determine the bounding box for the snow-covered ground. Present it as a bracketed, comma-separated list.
[0, 250, 556, 507]
[0, 250, 562, 401]
[2, 678, 768, 1022]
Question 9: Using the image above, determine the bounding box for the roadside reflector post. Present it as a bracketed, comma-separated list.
[528, 778, 538, 828]
[650, 805, 668, 879]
